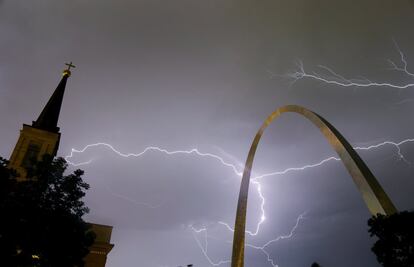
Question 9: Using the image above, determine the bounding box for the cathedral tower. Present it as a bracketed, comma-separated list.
[7, 63, 114, 267]
[8, 65, 73, 179]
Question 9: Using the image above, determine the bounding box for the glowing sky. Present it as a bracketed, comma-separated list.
[1, 1, 414, 266]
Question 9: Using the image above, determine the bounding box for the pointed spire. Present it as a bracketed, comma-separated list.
[32, 63, 75, 133]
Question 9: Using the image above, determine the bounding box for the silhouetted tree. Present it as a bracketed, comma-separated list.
[368, 211, 414, 267]
[0, 156, 95, 267]
[311, 262, 321, 267]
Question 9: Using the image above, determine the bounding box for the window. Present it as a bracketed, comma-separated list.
[21, 142, 41, 168]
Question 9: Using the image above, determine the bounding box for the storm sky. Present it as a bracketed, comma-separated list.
[1, 1, 414, 266]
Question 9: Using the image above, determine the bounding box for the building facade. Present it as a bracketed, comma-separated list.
[8, 65, 114, 267]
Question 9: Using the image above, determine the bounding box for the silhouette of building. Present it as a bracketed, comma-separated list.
[8, 64, 114, 266]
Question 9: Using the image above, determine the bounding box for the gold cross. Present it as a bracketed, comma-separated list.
[65, 61, 76, 71]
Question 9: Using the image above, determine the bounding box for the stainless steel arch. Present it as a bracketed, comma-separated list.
[231, 105, 397, 267]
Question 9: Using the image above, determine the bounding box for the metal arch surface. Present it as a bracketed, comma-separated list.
[231, 105, 397, 267]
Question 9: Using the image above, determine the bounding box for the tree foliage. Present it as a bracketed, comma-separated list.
[368, 211, 414, 267]
[0, 155, 95, 267]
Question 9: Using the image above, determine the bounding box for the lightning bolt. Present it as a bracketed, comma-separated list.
[286, 61, 414, 89]
[284, 41, 414, 90]
[190, 225, 231, 266]
[190, 212, 306, 267]
[387, 40, 414, 79]
[65, 137, 413, 266]
[217, 179, 266, 236]
[245, 212, 306, 267]
[65, 143, 242, 176]
[69, 159, 93, 167]
[354, 139, 413, 164]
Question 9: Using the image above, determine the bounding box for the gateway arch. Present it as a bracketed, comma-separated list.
[231, 105, 397, 267]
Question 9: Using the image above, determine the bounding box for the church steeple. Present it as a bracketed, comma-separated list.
[7, 64, 115, 265]
[32, 62, 74, 133]
[8, 63, 74, 179]
[32, 74, 68, 132]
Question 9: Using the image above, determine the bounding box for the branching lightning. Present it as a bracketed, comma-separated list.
[65, 143, 242, 176]
[65, 137, 413, 266]
[287, 61, 414, 89]
[388, 40, 414, 79]
[190, 225, 231, 266]
[285, 42, 414, 90]
[354, 139, 414, 165]
[190, 212, 306, 267]
[245, 212, 306, 267]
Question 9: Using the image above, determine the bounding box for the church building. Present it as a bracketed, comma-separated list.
[8, 64, 114, 267]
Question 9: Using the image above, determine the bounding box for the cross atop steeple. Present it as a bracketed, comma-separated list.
[65, 61, 76, 71]
[63, 61, 76, 76]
